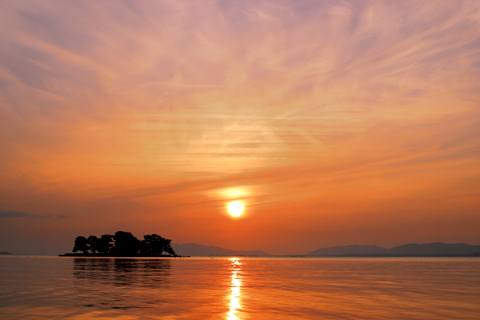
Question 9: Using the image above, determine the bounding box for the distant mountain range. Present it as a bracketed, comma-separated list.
[171, 243, 270, 257]
[306, 245, 386, 256]
[0, 252, 13, 255]
[171, 242, 480, 257]
[382, 243, 480, 256]
[306, 243, 480, 257]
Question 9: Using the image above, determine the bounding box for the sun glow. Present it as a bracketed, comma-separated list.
[227, 201, 244, 217]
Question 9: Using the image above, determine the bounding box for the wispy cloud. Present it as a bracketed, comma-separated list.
[0, 0, 479, 253]
[0, 210, 68, 219]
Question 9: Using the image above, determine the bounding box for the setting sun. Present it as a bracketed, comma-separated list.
[227, 201, 244, 217]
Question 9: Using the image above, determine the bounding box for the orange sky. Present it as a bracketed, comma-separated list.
[1, 0, 479, 255]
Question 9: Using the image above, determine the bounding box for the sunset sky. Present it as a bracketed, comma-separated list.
[1, 0, 479, 255]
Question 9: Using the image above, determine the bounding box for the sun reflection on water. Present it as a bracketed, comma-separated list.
[227, 258, 242, 320]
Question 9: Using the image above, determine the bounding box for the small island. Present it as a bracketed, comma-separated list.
[60, 231, 179, 257]
[0, 251, 14, 255]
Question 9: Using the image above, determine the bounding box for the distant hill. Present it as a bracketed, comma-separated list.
[306, 245, 387, 256]
[383, 243, 480, 256]
[171, 243, 270, 257]
[306, 243, 480, 257]
[173, 242, 480, 257]
[0, 252, 13, 255]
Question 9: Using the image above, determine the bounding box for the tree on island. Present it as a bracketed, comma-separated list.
[112, 231, 140, 255]
[73, 236, 89, 253]
[87, 235, 98, 253]
[71, 231, 177, 256]
[140, 234, 175, 256]
[97, 234, 113, 254]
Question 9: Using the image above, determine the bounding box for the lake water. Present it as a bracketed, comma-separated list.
[0, 257, 479, 319]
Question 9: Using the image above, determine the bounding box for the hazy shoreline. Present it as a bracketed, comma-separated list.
[56, 253, 480, 258]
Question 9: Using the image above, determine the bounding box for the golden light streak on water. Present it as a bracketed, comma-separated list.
[227, 258, 242, 320]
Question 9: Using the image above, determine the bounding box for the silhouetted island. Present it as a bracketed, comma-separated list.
[0, 251, 13, 255]
[60, 231, 179, 257]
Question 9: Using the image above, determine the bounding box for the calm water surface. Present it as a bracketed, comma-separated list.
[1, 256, 479, 319]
